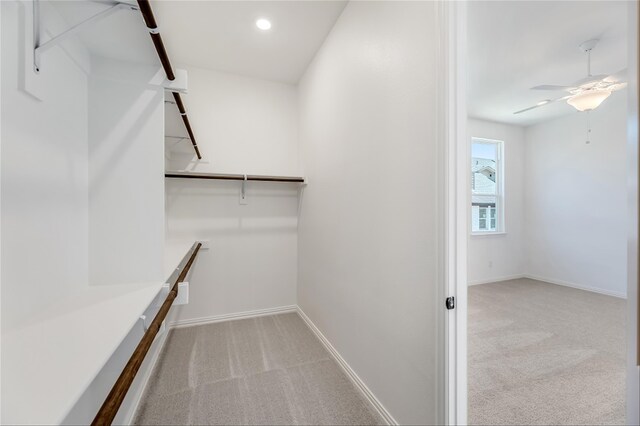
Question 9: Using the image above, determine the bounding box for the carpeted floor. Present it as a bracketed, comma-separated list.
[468, 278, 626, 425]
[134, 312, 384, 425]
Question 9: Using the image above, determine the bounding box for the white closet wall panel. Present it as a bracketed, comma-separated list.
[1, 0, 90, 338]
[1, 1, 91, 422]
[165, 67, 299, 324]
[298, 2, 444, 424]
[88, 56, 165, 288]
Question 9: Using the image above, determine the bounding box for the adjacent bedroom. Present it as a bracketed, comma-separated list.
[466, 1, 628, 425]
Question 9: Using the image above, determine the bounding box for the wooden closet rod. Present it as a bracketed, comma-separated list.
[92, 242, 202, 426]
[165, 171, 305, 183]
[137, 0, 202, 160]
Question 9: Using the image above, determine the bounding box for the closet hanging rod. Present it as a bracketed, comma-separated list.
[136, 0, 173, 79]
[172, 92, 202, 160]
[92, 242, 202, 426]
[165, 171, 305, 183]
[136, 0, 202, 160]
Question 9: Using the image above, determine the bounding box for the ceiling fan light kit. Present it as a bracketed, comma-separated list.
[566, 89, 611, 112]
[513, 38, 627, 115]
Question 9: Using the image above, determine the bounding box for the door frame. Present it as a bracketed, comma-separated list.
[445, 2, 640, 425]
[443, 1, 468, 425]
[627, 2, 640, 424]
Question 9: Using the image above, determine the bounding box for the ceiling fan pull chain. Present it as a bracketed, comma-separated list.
[586, 111, 591, 144]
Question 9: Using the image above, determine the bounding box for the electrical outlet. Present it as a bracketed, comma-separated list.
[488, 261, 493, 268]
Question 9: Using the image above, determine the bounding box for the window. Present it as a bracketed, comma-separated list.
[471, 138, 503, 234]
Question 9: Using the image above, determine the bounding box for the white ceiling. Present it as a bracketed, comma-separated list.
[54, 0, 347, 84]
[52, 1, 628, 129]
[52, 1, 346, 85]
[468, 1, 628, 127]
[154, 1, 347, 84]
[52, 1, 346, 156]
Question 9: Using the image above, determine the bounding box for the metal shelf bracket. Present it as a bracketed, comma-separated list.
[33, 0, 139, 73]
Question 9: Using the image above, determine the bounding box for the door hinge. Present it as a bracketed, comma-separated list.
[446, 296, 455, 310]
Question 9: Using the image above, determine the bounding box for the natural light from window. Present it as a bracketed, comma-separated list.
[471, 138, 503, 234]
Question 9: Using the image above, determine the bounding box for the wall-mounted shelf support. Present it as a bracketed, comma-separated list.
[240, 175, 248, 204]
[33, 1, 138, 73]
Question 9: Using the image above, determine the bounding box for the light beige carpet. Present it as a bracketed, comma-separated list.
[468, 278, 626, 425]
[134, 312, 383, 425]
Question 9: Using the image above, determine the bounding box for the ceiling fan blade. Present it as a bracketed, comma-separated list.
[603, 68, 627, 83]
[608, 82, 628, 92]
[513, 105, 544, 114]
[571, 74, 608, 87]
[513, 95, 571, 115]
[531, 85, 573, 91]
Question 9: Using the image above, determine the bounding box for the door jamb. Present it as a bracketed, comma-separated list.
[444, 2, 468, 425]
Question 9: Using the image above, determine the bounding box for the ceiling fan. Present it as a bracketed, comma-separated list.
[514, 39, 627, 115]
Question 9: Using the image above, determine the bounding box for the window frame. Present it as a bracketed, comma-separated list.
[470, 137, 505, 236]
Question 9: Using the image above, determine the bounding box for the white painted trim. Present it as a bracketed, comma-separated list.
[169, 305, 298, 328]
[296, 307, 398, 426]
[468, 273, 627, 299]
[448, 1, 468, 425]
[524, 274, 627, 299]
[467, 274, 525, 286]
[470, 138, 505, 235]
[470, 231, 506, 237]
[438, 1, 454, 424]
[122, 328, 170, 425]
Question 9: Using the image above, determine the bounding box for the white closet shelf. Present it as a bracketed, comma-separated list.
[165, 241, 202, 277]
[2, 281, 165, 425]
[165, 170, 306, 183]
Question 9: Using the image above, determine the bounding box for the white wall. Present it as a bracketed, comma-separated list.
[165, 66, 299, 324]
[166, 66, 299, 175]
[525, 94, 628, 297]
[468, 96, 628, 299]
[1, 0, 89, 337]
[1, 5, 90, 421]
[88, 56, 165, 287]
[297, 2, 444, 424]
[468, 119, 526, 284]
[1, 1, 167, 421]
[60, 56, 167, 424]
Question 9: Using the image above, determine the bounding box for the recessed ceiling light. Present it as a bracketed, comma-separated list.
[256, 18, 272, 31]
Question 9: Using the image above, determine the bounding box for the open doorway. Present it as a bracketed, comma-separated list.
[464, 1, 630, 424]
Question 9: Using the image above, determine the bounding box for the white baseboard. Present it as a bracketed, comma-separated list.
[524, 274, 627, 299]
[296, 307, 397, 426]
[468, 274, 525, 286]
[169, 305, 298, 328]
[470, 273, 627, 299]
